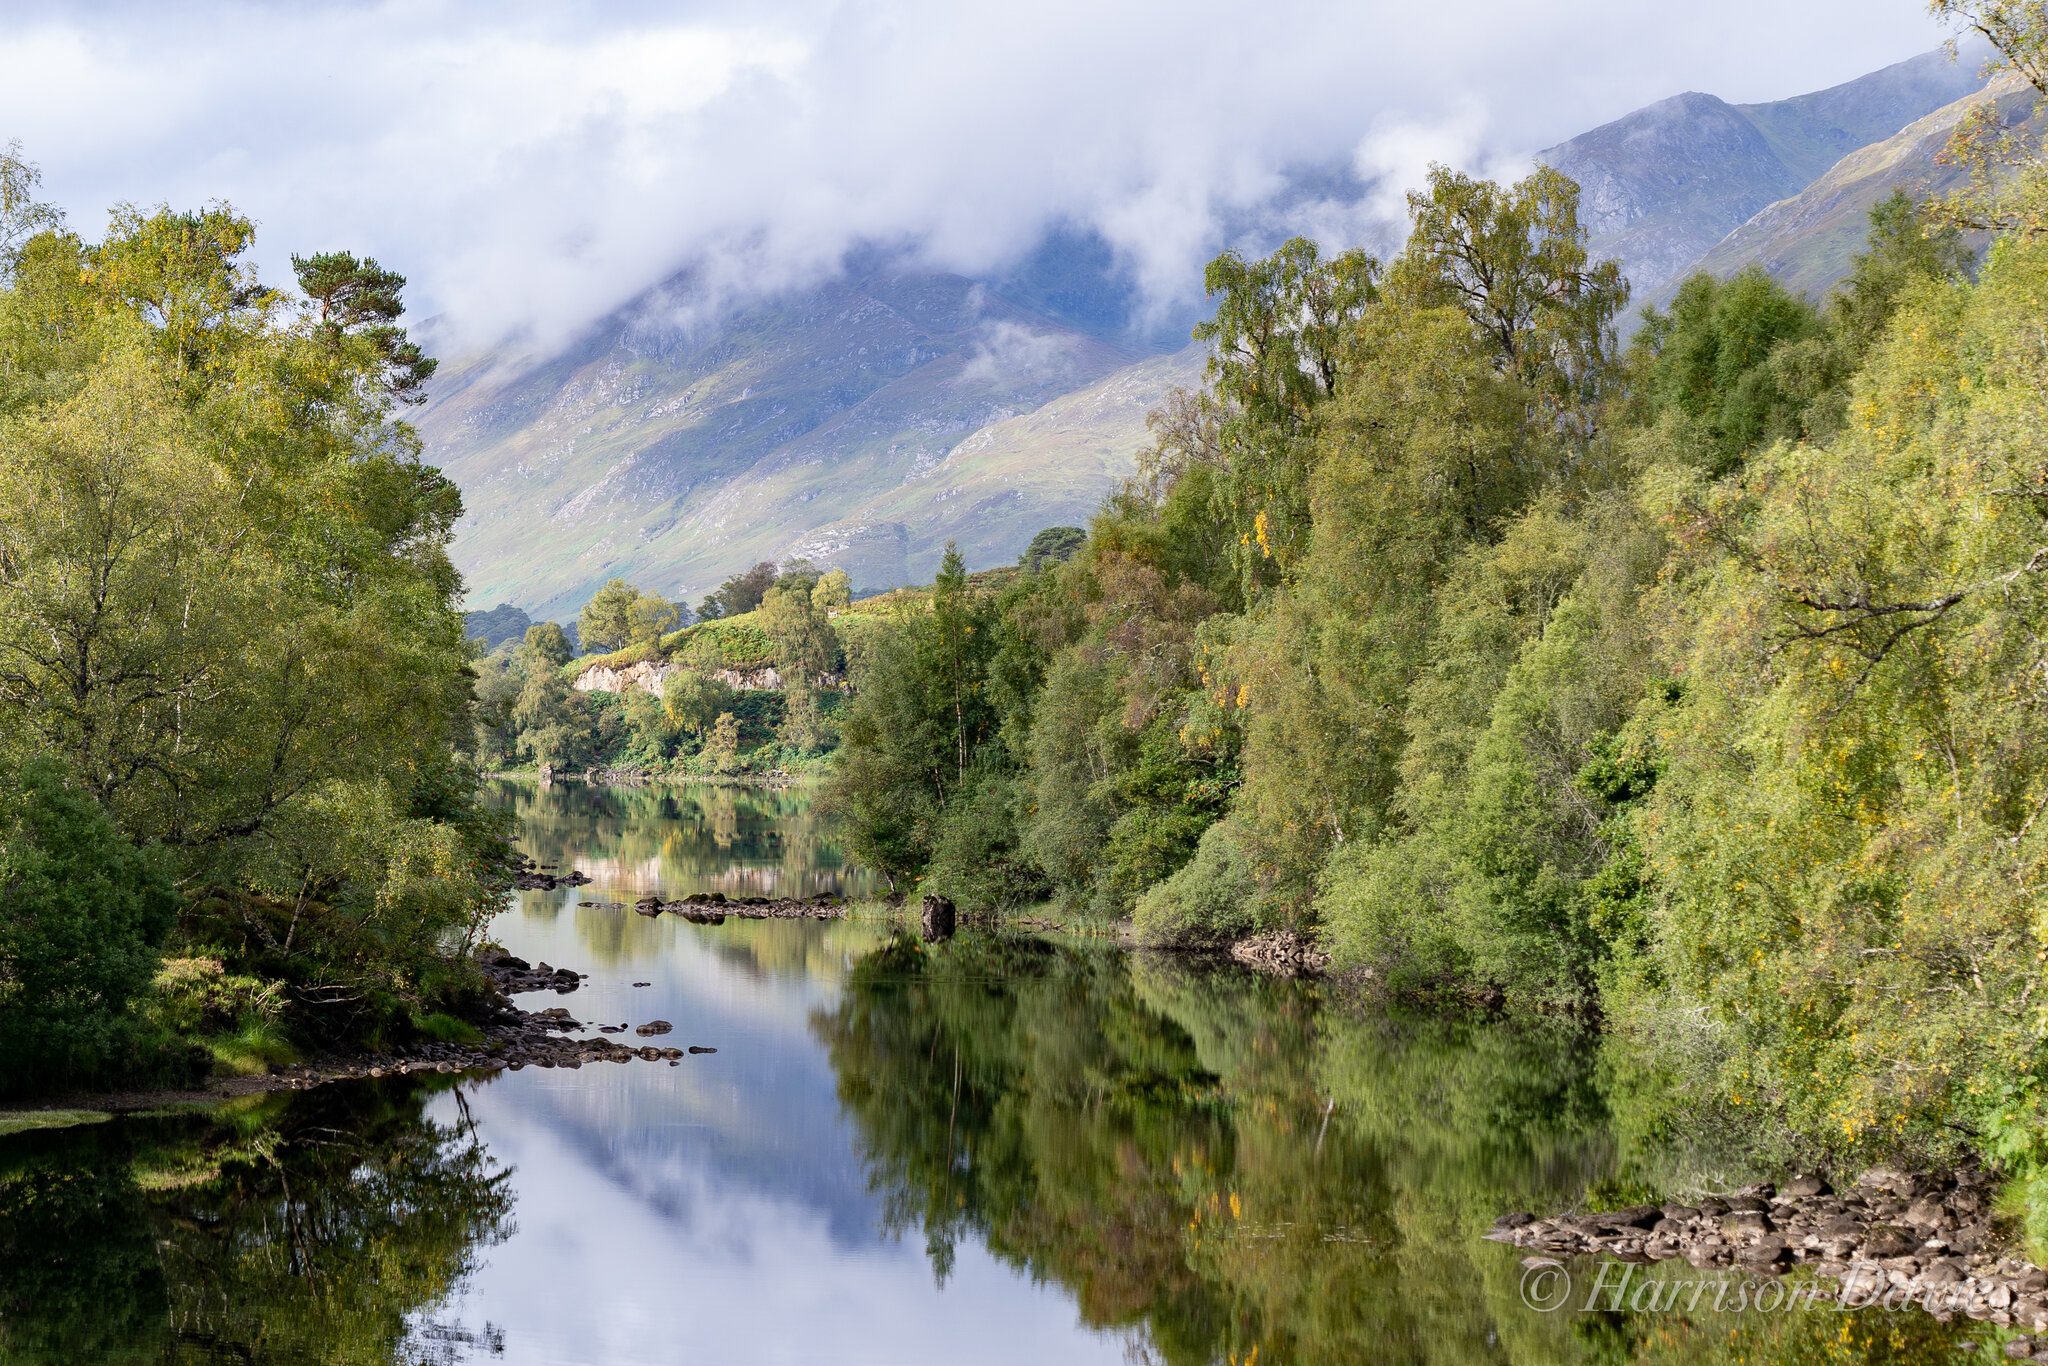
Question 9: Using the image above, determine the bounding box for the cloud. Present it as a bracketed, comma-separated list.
[0, 0, 1953, 352]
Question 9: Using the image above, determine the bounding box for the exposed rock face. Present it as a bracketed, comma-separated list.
[921, 894, 956, 942]
[572, 659, 793, 697]
[1491, 1167, 2048, 1329]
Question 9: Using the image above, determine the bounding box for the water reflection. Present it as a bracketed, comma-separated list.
[817, 933, 1990, 1365]
[0, 1081, 511, 1365]
[491, 778, 879, 903]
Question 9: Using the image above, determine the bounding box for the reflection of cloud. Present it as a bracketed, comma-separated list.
[0, 1, 1943, 353]
[436, 1081, 1131, 1363]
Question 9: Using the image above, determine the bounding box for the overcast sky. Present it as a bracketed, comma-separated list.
[0, 0, 1958, 351]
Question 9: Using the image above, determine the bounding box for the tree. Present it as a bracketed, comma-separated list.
[660, 668, 733, 738]
[0, 758, 178, 1096]
[812, 568, 852, 612]
[292, 250, 438, 403]
[576, 579, 676, 652]
[1193, 236, 1380, 591]
[626, 591, 680, 646]
[704, 712, 742, 772]
[1393, 164, 1628, 431]
[522, 621, 572, 668]
[697, 561, 778, 620]
[1630, 268, 1820, 473]
[1020, 526, 1086, 573]
[0, 141, 62, 280]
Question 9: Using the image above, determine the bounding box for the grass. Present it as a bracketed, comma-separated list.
[413, 1011, 483, 1047]
[204, 1019, 299, 1077]
[0, 1108, 112, 1138]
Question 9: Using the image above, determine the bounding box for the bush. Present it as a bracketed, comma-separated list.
[924, 772, 1048, 917]
[0, 760, 178, 1097]
[1132, 819, 1260, 945]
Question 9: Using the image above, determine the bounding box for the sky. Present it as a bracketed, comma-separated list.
[0, 0, 1959, 352]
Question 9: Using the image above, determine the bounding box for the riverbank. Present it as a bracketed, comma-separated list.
[0, 950, 705, 1131]
[1494, 1168, 2048, 1334]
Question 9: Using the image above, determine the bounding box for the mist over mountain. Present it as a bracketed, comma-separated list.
[423, 42, 2000, 618]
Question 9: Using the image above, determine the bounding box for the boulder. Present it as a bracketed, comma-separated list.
[921, 894, 956, 942]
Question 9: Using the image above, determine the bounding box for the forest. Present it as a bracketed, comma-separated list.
[826, 7, 2048, 1243]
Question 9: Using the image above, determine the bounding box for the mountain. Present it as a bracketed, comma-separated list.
[421, 264, 1145, 616]
[1541, 45, 1987, 304]
[427, 46, 1993, 617]
[1691, 77, 2044, 301]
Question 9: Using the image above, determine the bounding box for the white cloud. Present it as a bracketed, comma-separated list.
[0, 0, 1953, 351]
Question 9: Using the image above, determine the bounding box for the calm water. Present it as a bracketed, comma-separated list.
[0, 781, 1994, 1364]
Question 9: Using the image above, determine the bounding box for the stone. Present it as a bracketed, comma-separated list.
[921, 894, 957, 942]
[1737, 1236, 1789, 1265]
[1783, 1174, 1832, 1199]
[1722, 1211, 1771, 1240]
[1904, 1196, 1952, 1229]
[634, 1020, 673, 1036]
[1863, 1226, 1916, 1258]
[688, 1045, 716, 1054]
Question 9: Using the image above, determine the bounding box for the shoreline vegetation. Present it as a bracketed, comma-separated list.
[813, 8, 2048, 1270]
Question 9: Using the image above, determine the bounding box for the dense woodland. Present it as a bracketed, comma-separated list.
[0, 146, 503, 1095]
[827, 5, 2048, 1242]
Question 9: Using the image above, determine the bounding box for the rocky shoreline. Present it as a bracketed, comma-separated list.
[590, 891, 851, 922]
[1491, 1167, 2048, 1333]
[264, 948, 715, 1087]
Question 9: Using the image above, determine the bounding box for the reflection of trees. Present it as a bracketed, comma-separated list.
[819, 937, 1992, 1366]
[488, 778, 878, 901]
[0, 1080, 512, 1364]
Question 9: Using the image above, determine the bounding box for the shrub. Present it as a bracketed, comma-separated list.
[0, 760, 178, 1097]
[1132, 819, 1260, 946]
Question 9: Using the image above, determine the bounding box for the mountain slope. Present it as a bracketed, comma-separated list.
[421, 266, 1139, 615]
[1541, 45, 1986, 303]
[1691, 78, 2045, 300]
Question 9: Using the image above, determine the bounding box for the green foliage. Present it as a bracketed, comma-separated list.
[697, 559, 778, 620]
[292, 249, 438, 403]
[1020, 524, 1087, 572]
[577, 577, 678, 653]
[0, 759, 178, 1097]
[0, 172, 506, 1089]
[462, 601, 532, 650]
[523, 620, 572, 667]
[1132, 817, 1261, 944]
[826, 157, 2048, 1205]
